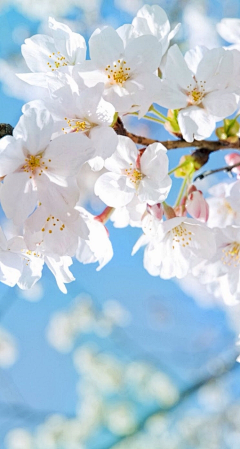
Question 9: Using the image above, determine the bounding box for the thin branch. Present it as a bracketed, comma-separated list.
[126, 131, 240, 151]
[113, 117, 240, 152]
[194, 161, 240, 181]
[0, 124, 13, 139]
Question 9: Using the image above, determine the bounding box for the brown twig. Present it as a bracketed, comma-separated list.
[0, 123, 13, 138]
[126, 131, 240, 151]
[113, 117, 240, 152]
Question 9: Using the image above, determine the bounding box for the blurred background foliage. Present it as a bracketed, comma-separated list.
[0, 0, 240, 448]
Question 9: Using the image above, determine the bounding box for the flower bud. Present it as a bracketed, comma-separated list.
[164, 109, 182, 138]
[216, 118, 240, 143]
[147, 203, 164, 220]
[185, 189, 209, 222]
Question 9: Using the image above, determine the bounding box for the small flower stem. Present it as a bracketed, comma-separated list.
[150, 106, 169, 121]
[168, 160, 190, 175]
[95, 206, 115, 224]
[175, 176, 188, 207]
[130, 112, 165, 124]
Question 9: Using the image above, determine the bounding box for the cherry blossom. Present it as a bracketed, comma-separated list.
[156, 45, 238, 141]
[0, 106, 94, 224]
[94, 136, 171, 207]
[132, 216, 216, 279]
[19, 17, 86, 87]
[42, 80, 118, 171]
[74, 25, 161, 115]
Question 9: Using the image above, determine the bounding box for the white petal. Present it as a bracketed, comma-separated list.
[45, 255, 75, 294]
[75, 84, 115, 125]
[156, 80, 188, 109]
[0, 136, 24, 177]
[184, 46, 208, 74]
[178, 106, 216, 142]
[124, 35, 161, 73]
[14, 107, 53, 156]
[196, 47, 233, 92]
[94, 172, 134, 207]
[217, 19, 240, 44]
[0, 251, 22, 287]
[1, 172, 38, 225]
[21, 34, 56, 72]
[105, 135, 138, 173]
[126, 73, 162, 117]
[89, 126, 118, 160]
[116, 24, 137, 46]
[140, 142, 169, 180]
[89, 26, 124, 68]
[49, 17, 86, 64]
[202, 91, 237, 119]
[164, 44, 193, 89]
[138, 175, 172, 204]
[45, 133, 94, 177]
[18, 258, 44, 290]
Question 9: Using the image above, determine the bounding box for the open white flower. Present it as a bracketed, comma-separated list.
[157, 45, 238, 142]
[132, 216, 216, 279]
[0, 106, 94, 224]
[42, 80, 118, 171]
[24, 204, 89, 257]
[132, 4, 180, 65]
[207, 181, 240, 228]
[19, 17, 86, 87]
[74, 25, 161, 115]
[94, 136, 171, 208]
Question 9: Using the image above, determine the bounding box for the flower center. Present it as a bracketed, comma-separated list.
[62, 117, 92, 134]
[221, 242, 240, 267]
[124, 163, 143, 188]
[171, 224, 192, 249]
[22, 154, 49, 178]
[47, 51, 68, 71]
[105, 59, 131, 86]
[20, 249, 42, 266]
[41, 215, 66, 234]
[187, 80, 206, 105]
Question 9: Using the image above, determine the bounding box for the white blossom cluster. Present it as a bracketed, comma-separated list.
[47, 293, 131, 351]
[1, 5, 240, 306]
[5, 294, 179, 449]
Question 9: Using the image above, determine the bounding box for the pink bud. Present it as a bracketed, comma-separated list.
[147, 203, 164, 220]
[186, 190, 209, 222]
[187, 184, 197, 195]
[225, 153, 240, 178]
